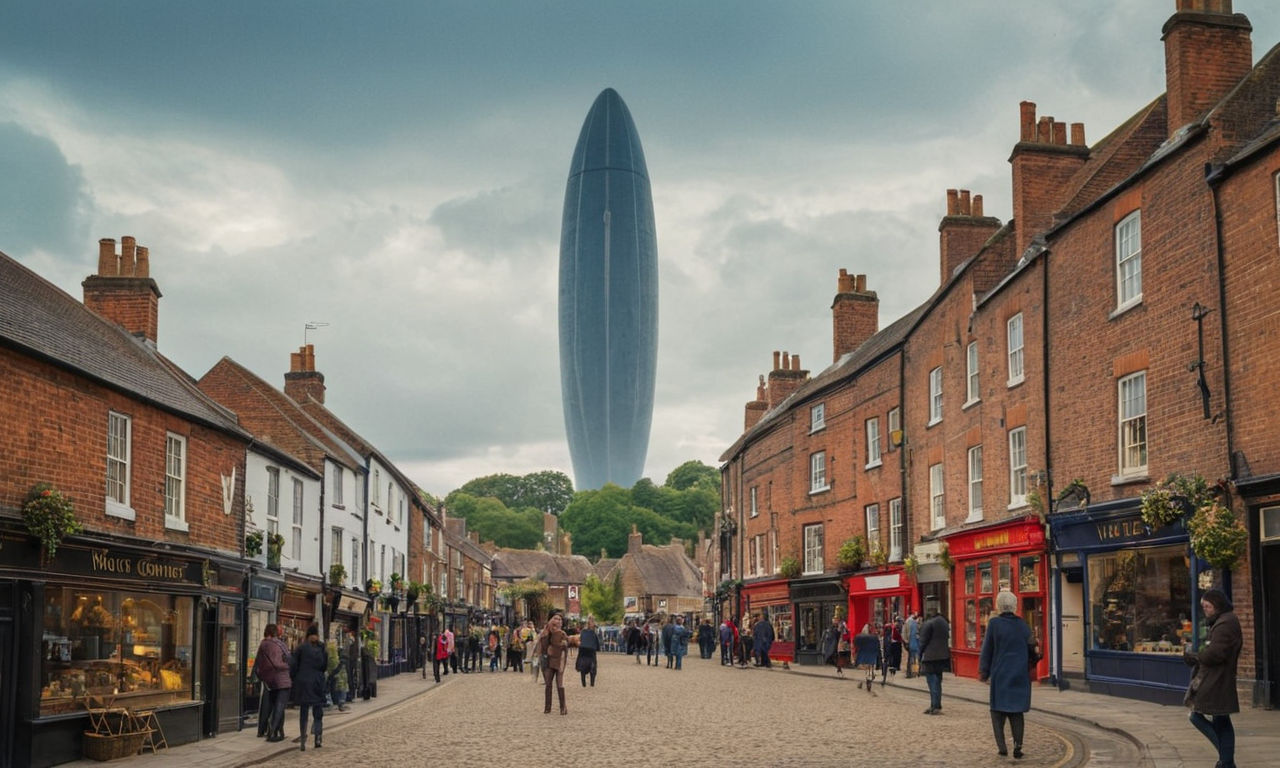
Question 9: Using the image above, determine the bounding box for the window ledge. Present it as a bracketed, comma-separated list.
[926, 417, 942, 428]
[962, 397, 981, 411]
[965, 512, 984, 524]
[809, 485, 831, 496]
[164, 517, 189, 533]
[865, 459, 883, 470]
[106, 502, 136, 521]
[1109, 297, 1143, 320]
[332, 504, 345, 511]
[1008, 499, 1029, 512]
[810, 424, 826, 434]
[1007, 376, 1025, 389]
[1111, 473, 1149, 487]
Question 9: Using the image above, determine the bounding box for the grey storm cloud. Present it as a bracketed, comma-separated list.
[0, 122, 89, 258]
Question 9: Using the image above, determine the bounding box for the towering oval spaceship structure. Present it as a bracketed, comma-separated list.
[559, 88, 658, 491]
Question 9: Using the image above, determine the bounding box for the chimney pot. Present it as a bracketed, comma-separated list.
[97, 238, 117, 275]
[1052, 121, 1067, 145]
[773, 350, 781, 371]
[1037, 117, 1053, 142]
[855, 273, 866, 293]
[1020, 101, 1037, 142]
[781, 351, 790, 370]
[959, 189, 971, 216]
[946, 189, 959, 216]
[135, 246, 150, 278]
[972, 195, 984, 218]
[1070, 123, 1086, 146]
[121, 236, 137, 276]
[792, 354, 800, 371]
[837, 268, 855, 293]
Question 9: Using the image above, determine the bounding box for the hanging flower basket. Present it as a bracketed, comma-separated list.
[22, 483, 82, 563]
[244, 530, 264, 558]
[1140, 473, 1211, 530]
[903, 553, 919, 582]
[779, 556, 801, 579]
[1187, 500, 1248, 571]
[837, 536, 866, 572]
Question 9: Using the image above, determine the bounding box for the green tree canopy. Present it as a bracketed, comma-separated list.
[443, 492, 542, 549]
[664, 460, 719, 492]
[580, 570, 624, 625]
[451, 470, 575, 516]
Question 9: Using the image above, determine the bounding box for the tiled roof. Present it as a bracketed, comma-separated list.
[0, 250, 246, 436]
[618, 543, 703, 597]
[491, 548, 595, 584]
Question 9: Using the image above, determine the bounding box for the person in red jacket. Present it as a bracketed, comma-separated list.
[432, 632, 450, 683]
[252, 623, 291, 742]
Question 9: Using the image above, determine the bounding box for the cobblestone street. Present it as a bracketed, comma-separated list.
[260, 654, 1114, 768]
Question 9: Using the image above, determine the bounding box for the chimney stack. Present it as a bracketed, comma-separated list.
[1162, 0, 1252, 137]
[83, 236, 163, 346]
[283, 343, 327, 404]
[628, 524, 643, 555]
[765, 350, 809, 409]
[744, 374, 768, 431]
[1009, 102, 1089, 255]
[832, 268, 879, 362]
[938, 189, 1003, 285]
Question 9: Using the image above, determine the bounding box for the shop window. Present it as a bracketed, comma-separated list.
[1087, 545, 1191, 653]
[40, 587, 194, 716]
[763, 604, 794, 643]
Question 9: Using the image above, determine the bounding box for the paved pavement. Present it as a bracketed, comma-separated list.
[59, 654, 1275, 767]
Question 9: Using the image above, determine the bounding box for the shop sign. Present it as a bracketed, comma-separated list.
[947, 520, 1044, 558]
[74, 546, 203, 585]
[335, 594, 369, 615]
[1054, 510, 1185, 551]
[743, 580, 790, 604]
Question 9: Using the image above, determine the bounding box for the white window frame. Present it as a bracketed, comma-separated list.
[754, 535, 765, 576]
[930, 463, 945, 530]
[266, 467, 280, 536]
[965, 341, 980, 406]
[333, 466, 344, 507]
[164, 433, 188, 530]
[1115, 211, 1142, 311]
[929, 367, 943, 425]
[372, 468, 381, 509]
[750, 486, 758, 518]
[889, 498, 903, 561]
[1119, 371, 1148, 476]
[967, 445, 984, 522]
[887, 407, 901, 450]
[865, 417, 882, 469]
[105, 411, 134, 520]
[803, 523, 824, 574]
[291, 478, 304, 561]
[1008, 313, 1025, 386]
[351, 536, 360, 582]
[331, 527, 343, 569]
[1009, 427, 1028, 508]
[810, 403, 826, 433]
[809, 451, 829, 494]
[398, 495, 406, 527]
[865, 504, 881, 551]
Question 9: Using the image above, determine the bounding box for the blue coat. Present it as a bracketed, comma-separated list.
[670, 624, 691, 657]
[978, 613, 1034, 713]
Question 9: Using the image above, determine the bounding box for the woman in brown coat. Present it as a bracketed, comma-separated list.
[534, 612, 578, 715]
[1183, 588, 1242, 768]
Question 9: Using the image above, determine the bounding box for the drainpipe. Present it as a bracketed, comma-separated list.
[1041, 248, 1063, 690]
[898, 347, 911, 611]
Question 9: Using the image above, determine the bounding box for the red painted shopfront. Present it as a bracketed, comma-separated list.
[845, 568, 916, 635]
[739, 579, 794, 662]
[945, 516, 1049, 680]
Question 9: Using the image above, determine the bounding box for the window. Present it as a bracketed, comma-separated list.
[372, 469, 381, 508]
[1115, 211, 1142, 309]
[333, 466, 344, 507]
[888, 407, 901, 450]
[164, 433, 186, 528]
[1009, 427, 1028, 507]
[750, 486, 758, 518]
[865, 504, 881, 551]
[1119, 371, 1148, 475]
[751, 535, 765, 576]
[331, 528, 343, 568]
[929, 367, 943, 424]
[930, 463, 945, 530]
[291, 478, 304, 560]
[967, 446, 983, 521]
[266, 467, 280, 536]
[809, 451, 829, 493]
[1007, 313, 1024, 385]
[351, 537, 360, 582]
[106, 412, 132, 517]
[380, 544, 387, 581]
[966, 341, 980, 404]
[889, 498, 903, 561]
[810, 403, 826, 432]
[1088, 545, 1190, 653]
[803, 524, 824, 574]
[865, 417, 882, 468]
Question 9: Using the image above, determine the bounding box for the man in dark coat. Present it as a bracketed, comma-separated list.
[719, 619, 734, 665]
[918, 608, 951, 714]
[661, 618, 676, 668]
[753, 614, 775, 667]
[1184, 588, 1242, 768]
[978, 591, 1039, 758]
[697, 619, 715, 659]
[290, 625, 329, 751]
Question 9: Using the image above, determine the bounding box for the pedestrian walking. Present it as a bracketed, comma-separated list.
[508, 623, 527, 673]
[290, 624, 329, 751]
[904, 612, 920, 678]
[444, 625, 456, 675]
[1183, 588, 1243, 768]
[646, 618, 661, 667]
[978, 591, 1041, 759]
[670, 615, 692, 670]
[488, 626, 501, 672]
[739, 620, 754, 667]
[919, 608, 951, 715]
[327, 638, 349, 712]
[576, 616, 601, 686]
[719, 619, 734, 665]
[522, 620, 539, 679]
[662, 616, 676, 668]
[253, 623, 291, 742]
[432, 632, 449, 683]
[853, 623, 882, 691]
[753, 613, 775, 668]
[466, 628, 481, 672]
[888, 616, 904, 675]
[534, 612, 578, 715]
[418, 634, 430, 679]
[697, 618, 715, 659]
[821, 615, 847, 677]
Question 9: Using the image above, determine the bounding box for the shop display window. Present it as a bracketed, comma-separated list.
[40, 587, 195, 716]
[763, 605, 793, 643]
[958, 553, 1045, 650]
[796, 601, 837, 652]
[1087, 545, 1191, 654]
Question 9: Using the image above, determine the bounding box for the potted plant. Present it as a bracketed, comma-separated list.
[837, 536, 866, 572]
[244, 530, 264, 558]
[328, 562, 346, 587]
[389, 573, 403, 592]
[1187, 499, 1248, 571]
[1140, 473, 1211, 530]
[366, 578, 382, 596]
[22, 483, 82, 563]
[868, 542, 889, 569]
[937, 543, 954, 572]
[1056, 478, 1091, 511]
[779, 556, 801, 579]
[266, 532, 285, 569]
[903, 553, 919, 582]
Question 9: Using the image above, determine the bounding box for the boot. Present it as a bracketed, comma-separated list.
[557, 686, 566, 715]
[544, 684, 553, 714]
[315, 734, 322, 749]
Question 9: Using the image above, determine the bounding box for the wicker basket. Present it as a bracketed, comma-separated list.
[81, 730, 149, 761]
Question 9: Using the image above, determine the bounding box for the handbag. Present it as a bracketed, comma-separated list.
[1183, 671, 1201, 708]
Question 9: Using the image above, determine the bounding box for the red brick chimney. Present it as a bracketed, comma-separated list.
[938, 190, 1002, 285]
[1009, 102, 1089, 255]
[744, 375, 768, 431]
[628, 524, 644, 555]
[283, 344, 326, 404]
[82, 236, 162, 346]
[765, 350, 808, 409]
[1162, 0, 1252, 137]
[831, 269, 879, 362]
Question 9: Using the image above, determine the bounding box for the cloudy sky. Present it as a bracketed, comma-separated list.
[5, 1, 1279, 497]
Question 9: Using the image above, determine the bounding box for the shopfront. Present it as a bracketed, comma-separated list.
[845, 568, 915, 637]
[1051, 501, 1200, 704]
[945, 516, 1048, 680]
[788, 576, 846, 665]
[0, 528, 240, 767]
[278, 575, 321, 650]
[739, 579, 794, 662]
[242, 568, 281, 727]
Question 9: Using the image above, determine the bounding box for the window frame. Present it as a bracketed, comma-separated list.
[810, 403, 826, 433]
[865, 504, 881, 551]
[1007, 313, 1024, 386]
[803, 523, 824, 575]
[865, 416, 882, 469]
[291, 478, 304, 561]
[331, 527, 343, 568]
[929, 366, 943, 425]
[750, 486, 758, 518]
[1009, 427, 1028, 508]
[965, 341, 980, 405]
[1118, 371, 1148, 476]
[930, 463, 945, 530]
[105, 411, 134, 519]
[1115, 210, 1143, 311]
[967, 445, 984, 522]
[809, 451, 829, 494]
[889, 498, 903, 561]
[163, 432, 188, 530]
[333, 465, 344, 507]
[266, 467, 280, 536]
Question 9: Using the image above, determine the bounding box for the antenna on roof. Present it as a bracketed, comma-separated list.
[304, 321, 329, 346]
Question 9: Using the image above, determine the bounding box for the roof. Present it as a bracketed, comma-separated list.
[616, 543, 703, 598]
[0, 250, 247, 437]
[491, 548, 596, 584]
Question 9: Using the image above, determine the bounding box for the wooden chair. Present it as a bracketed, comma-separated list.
[131, 709, 167, 753]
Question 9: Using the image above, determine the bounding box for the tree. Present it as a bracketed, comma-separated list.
[560, 485, 632, 558]
[443, 492, 541, 549]
[514, 470, 575, 515]
[665, 460, 719, 492]
[580, 570, 624, 625]
[453, 474, 522, 506]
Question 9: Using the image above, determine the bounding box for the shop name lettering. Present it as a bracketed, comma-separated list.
[973, 531, 1010, 550]
[90, 550, 187, 580]
[1095, 519, 1148, 543]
